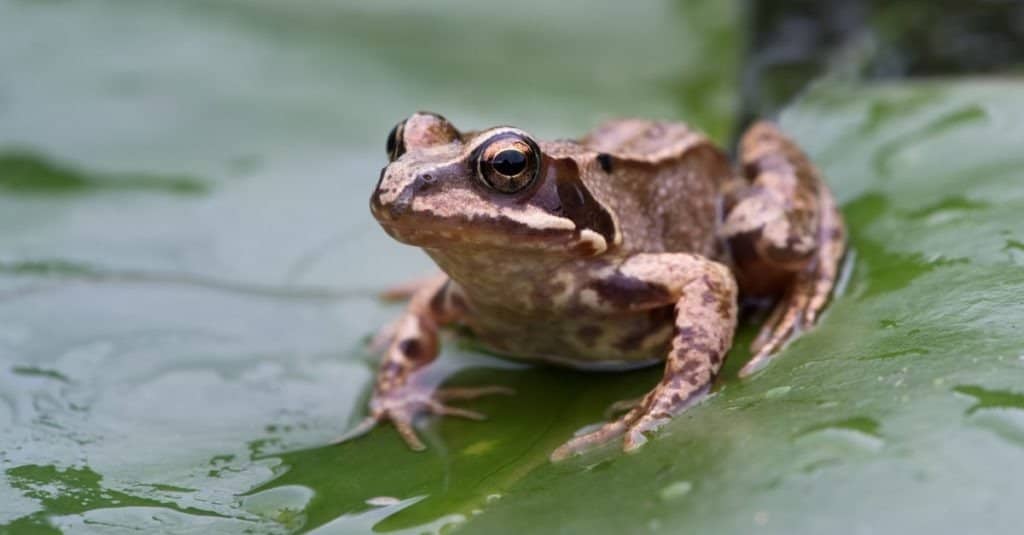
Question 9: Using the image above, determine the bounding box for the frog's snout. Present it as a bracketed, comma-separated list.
[373, 164, 443, 222]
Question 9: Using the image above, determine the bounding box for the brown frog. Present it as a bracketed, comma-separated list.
[349, 112, 845, 461]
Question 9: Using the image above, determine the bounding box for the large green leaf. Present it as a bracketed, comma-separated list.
[3, 1, 1024, 534]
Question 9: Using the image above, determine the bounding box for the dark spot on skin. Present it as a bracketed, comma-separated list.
[615, 307, 673, 352]
[702, 291, 716, 305]
[677, 326, 697, 342]
[717, 299, 732, 322]
[681, 369, 706, 385]
[597, 153, 614, 173]
[590, 273, 671, 308]
[674, 340, 717, 364]
[577, 325, 603, 347]
[398, 338, 424, 361]
[676, 357, 703, 375]
[615, 329, 649, 352]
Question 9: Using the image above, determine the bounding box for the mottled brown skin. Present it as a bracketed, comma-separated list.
[346, 111, 846, 460]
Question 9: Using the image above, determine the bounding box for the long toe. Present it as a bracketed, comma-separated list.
[334, 416, 379, 445]
[392, 413, 427, 451]
[435, 385, 515, 401]
[549, 419, 629, 462]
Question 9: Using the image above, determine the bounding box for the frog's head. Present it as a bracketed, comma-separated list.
[370, 112, 619, 256]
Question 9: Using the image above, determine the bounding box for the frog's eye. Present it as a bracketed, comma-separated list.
[386, 120, 406, 161]
[475, 134, 541, 194]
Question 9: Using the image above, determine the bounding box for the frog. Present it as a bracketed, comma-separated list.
[348, 111, 846, 461]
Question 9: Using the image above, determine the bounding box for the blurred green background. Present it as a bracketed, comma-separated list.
[1, 1, 1023, 534]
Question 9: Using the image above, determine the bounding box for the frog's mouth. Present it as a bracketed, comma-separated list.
[370, 186, 610, 255]
[376, 215, 612, 258]
[374, 211, 576, 251]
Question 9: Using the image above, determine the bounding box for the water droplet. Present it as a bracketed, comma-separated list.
[658, 480, 693, 501]
[485, 493, 502, 503]
[241, 484, 314, 526]
[764, 386, 791, 399]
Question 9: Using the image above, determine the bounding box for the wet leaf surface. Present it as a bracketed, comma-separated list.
[2, 1, 1023, 534]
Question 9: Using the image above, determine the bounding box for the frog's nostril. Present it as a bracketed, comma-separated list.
[411, 173, 437, 194]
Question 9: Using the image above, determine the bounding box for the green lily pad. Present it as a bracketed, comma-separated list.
[3, 1, 1024, 534]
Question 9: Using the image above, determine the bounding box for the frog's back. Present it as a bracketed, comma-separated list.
[579, 119, 733, 258]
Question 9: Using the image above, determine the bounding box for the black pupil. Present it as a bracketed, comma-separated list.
[492, 149, 527, 176]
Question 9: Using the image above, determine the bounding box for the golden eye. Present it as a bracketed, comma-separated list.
[476, 133, 540, 194]
[386, 120, 406, 161]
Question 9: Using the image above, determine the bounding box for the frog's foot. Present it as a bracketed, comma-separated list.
[550, 385, 710, 462]
[336, 385, 514, 451]
[741, 277, 812, 377]
[740, 192, 845, 378]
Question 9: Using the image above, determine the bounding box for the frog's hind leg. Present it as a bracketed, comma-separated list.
[550, 255, 737, 461]
[721, 121, 846, 377]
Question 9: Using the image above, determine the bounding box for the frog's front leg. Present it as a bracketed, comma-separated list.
[551, 254, 737, 461]
[721, 121, 846, 377]
[339, 276, 511, 450]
